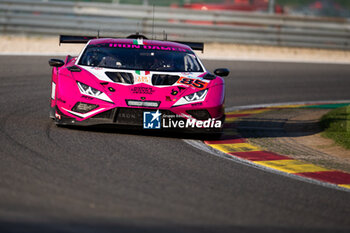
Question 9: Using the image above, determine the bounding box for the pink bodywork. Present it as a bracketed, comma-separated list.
[50, 38, 225, 123]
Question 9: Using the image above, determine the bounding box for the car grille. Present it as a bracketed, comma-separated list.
[91, 108, 183, 126]
[105, 72, 134, 84]
[186, 109, 211, 120]
[152, 74, 180, 86]
[115, 108, 144, 125]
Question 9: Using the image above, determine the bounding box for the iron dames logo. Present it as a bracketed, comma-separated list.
[143, 110, 161, 129]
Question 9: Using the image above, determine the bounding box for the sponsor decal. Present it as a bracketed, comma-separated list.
[178, 86, 186, 92]
[109, 43, 189, 52]
[119, 112, 136, 119]
[171, 89, 178, 95]
[143, 110, 161, 129]
[135, 70, 150, 75]
[133, 38, 144, 45]
[176, 77, 209, 90]
[135, 76, 151, 84]
[131, 86, 155, 95]
[191, 103, 203, 107]
[134, 71, 151, 84]
[108, 87, 115, 92]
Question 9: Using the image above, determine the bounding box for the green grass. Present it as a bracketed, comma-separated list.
[320, 105, 350, 149]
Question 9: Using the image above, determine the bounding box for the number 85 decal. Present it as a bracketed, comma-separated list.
[176, 77, 209, 89]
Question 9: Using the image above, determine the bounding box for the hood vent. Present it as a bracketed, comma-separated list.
[105, 72, 134, 84]
[152, 74, 180, 86]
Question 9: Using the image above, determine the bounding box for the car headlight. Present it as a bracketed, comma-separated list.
[77, 81, 113, 103]
[173, 89, 208, 107]
[77, 82, 101, 96]
[184, 89, 208, 102]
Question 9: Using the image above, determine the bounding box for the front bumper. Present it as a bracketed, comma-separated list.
[55, 106, 225, 132]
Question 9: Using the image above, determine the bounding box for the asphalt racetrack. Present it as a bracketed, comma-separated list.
[0, 56, 350, 233]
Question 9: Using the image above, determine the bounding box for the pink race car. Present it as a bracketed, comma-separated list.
[49, 34, 229, 132]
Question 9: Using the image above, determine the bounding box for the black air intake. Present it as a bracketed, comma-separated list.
[152, 74, 180, 86]
[186, 109, 211, 120]
[105, 72, 134, 84]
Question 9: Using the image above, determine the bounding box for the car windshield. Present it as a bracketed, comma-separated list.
[78, 43, 204, 72]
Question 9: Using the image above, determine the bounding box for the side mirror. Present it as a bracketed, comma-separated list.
[214, 68, 230, 77]
[49, 59, 64, 67]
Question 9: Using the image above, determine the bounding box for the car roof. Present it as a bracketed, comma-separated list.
[88, 38, 193, 51]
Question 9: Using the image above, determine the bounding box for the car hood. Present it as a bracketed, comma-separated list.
[65, 65, 220, 109]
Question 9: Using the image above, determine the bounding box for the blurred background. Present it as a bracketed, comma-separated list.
[0, 0, 350, 51]
[56, 0, 350, 18]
